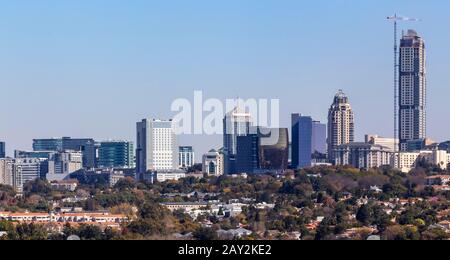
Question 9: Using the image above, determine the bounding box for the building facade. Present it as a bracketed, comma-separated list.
[0, 142, 5, 158]
[392, 150, 450, 173]
[136, 119, 178, 180]
[365, 135, 397, 152]
[47, 151, 83, 176]
[202, 150, 225, 176]
[12, 158, 42, 193]
[155, 170, 186, 183]
[399, 30, 427, 151]
[98, 141, 135, 169]
[0, 158, 13, 186]
[223, 107, 252, 174]
[235, 134, 260, 174]
[334, 143, 393, 169]
[33, 137, 96, 168]
[328, 90, 355, 164]
[291, 114, 327, 169]
[179, 146, 195, 169]
[406, 138, 435, 151]
[259, 128, 289, 172]
[15, 150, 82, 179]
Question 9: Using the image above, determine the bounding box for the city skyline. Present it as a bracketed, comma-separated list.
[1, 1, 450, 159]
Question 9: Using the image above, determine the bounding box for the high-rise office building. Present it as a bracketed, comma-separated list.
[15, 150, 83, 179]
[399, 30, 427, 151]
[0, 158, 14, 186]
[223, 107, 252, 174]
[98, 141, 135, 169]
[179, 146, 195, 169]
[13, 158, 41, 192]
[259, 128, 289, 171]
[328, 90, 355, 164]
[33, 139, 63, 151]
[312, 121, 327, 155]
[292, 114, 327, 169]
[33, 137, 96, 168]
[235, 134, 260, 174]
[47, 151, 83, 176]
[136, 119, 178, 180]
[0, 142, 5, 158]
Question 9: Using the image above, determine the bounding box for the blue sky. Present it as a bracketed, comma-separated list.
[1, 0, 449, 158]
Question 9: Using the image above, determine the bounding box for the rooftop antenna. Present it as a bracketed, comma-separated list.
[387, 14, 420, 153]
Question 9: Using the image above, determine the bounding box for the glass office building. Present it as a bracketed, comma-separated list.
[0, 142, 5, 158]
[33, 137, 96, 168]
[259, 128, 289, 171]
[98, 141, 135, 169]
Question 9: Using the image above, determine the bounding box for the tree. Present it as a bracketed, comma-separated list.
[77, 225, 104, 240]
[9, 223, 47, 240]
[382, 225, 407, 241]
[315, 218, 334, 240]
[421, 228, 450, 240]
[23, 179, 52, 197]
[356, 204, 371, 225]
[193, 227, 218, 241]
[114, 177, 137, 191]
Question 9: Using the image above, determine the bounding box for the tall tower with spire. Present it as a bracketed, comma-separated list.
[327, 90, 355, 164]
[399, 30, 427, 151]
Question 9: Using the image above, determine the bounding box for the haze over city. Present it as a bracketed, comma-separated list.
[1, 0, 450, 158]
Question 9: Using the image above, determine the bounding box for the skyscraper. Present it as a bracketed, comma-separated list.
[291, 114, 327, 169]
[399, 30, 427, 151]
[259, 128, 289, 171]
[136, 119, 178, 180]
[98, 141, 135, 169]
[223, 107, 252, 174]
[0, 142, 5, 158]
[312, 121, 327, 155]
[235, 133, 260, 174]
[328, 90, 355, 164]
[292, 114, 312, 169]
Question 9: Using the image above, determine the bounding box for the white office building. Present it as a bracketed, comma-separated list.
[156, 170, 186, 182]
[179, 146, 195, 169]
[392, 150, 450, 173]
[334, 143, 393, 169]
[365, 135, 398, 152]
[202, 149, 225, 176]
[136, 119, 178, 180]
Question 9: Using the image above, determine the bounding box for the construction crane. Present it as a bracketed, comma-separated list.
[387, 14, 420, 153]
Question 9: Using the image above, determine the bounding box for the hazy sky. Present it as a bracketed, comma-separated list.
[1, 0, 449, 159]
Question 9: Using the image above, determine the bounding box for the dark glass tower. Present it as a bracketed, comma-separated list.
[291, 114, 327, 169]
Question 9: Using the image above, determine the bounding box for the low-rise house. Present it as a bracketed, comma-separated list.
[161, 202, 209, 212]
[217, 228, 252, 239]
[50, 180, 78, 192]
[426, 175, 450, 186]
[0, 211, 128, 225]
